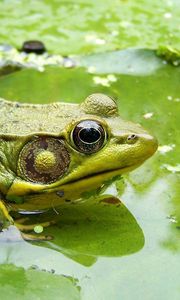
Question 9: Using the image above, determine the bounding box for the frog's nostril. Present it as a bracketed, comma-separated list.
[127, 134, 138, 144]
[127, 134, 137, 140]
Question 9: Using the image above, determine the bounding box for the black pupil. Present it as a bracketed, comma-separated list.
[79, 127, 100, 144]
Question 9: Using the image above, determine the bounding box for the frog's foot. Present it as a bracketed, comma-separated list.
[21, 232, 53, 241]
[14, 219, 56, 241]
[14, 219, 55, 232]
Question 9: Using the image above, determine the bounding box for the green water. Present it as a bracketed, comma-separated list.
[0, 1, 180, 299]
[0, 0, 179, 54]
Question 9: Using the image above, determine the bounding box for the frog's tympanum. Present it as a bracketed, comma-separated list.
[0, 94, 158, 240]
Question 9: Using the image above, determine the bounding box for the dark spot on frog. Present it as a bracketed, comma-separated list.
[100, 196, 121, 205]
[65, 199, 71, 202]
[6, 194, 25, 204]
[56, 190, 64, 197]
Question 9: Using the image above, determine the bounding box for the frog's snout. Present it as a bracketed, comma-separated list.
[118, 131, 158, 163]
[135, 133, 158, 158]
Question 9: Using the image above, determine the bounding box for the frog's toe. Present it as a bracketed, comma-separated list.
[21, 232, 53, 241]
[14, 220, 56, 232]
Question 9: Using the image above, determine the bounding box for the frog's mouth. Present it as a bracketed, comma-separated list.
[51, 162, 143, 194]
[7, 162, 144, 211]
[51, 136, 158, 192]
[7, 163, 141, 201]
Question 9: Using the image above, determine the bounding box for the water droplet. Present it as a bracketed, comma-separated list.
[34, 225, 44, 233]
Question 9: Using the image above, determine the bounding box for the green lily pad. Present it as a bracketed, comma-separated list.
[0, 264, 81, 300]
[78, 49, 165, 75]
[34, 202, 144, 266]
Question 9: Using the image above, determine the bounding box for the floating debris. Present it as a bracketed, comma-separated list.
[93, 76, 110, 86]
[156, 46, 180, 66]
[93, 74, 117, 87]
[95, 38, 106, 45]
[21, 40, 46, 55]
[167, 96, 180, 102]
[164, 12, 172, 19]
[87, 66, 96, 73]
[111, 30, 119, 36]
[167, 215, 177, 223]
[158, 144, 175, 154]
[167, 95, 173, 101]
[119, 21, 131, 28]
[162, 164, 180, 173]
[143, 112, 154, 119]
[0, 45, 64, 71]
[85, 35, 106, 45]
[63, 57, 76, 68]
[107, 74, 117, 82]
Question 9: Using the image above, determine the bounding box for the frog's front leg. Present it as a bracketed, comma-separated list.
[0, 199, 54, 241]
[20, 232, 53, 241]
[0, 199, 14, 225]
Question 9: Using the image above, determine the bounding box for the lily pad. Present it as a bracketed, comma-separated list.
[34, 202, 145, 266]
[78, 49, 166, 75]
[0, 264, 81, 300]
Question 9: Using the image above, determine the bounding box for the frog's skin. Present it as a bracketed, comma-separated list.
[0, 93, 158, 239]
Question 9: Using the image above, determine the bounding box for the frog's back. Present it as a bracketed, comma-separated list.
[0, 98, 81, 136]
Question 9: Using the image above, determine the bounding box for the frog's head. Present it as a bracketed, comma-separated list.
[5, 94, 158, 208]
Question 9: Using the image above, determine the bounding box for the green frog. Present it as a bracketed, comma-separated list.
[0, 93, 158, 239]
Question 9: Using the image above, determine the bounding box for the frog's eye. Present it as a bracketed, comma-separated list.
[18, 137, 70, 184]
[71, 120, 107, 154]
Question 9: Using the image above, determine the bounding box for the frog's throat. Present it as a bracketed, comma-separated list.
[7, 163, 142, 199]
